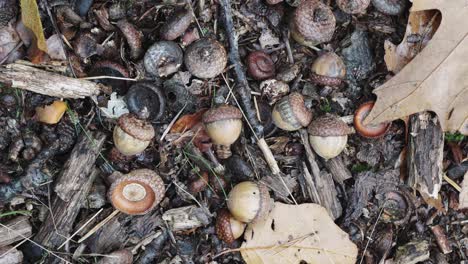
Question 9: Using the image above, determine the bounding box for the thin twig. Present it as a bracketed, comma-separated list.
[77, 209, 120, 243]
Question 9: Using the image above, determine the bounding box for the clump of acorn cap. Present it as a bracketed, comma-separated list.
[307, 114, 350, 159]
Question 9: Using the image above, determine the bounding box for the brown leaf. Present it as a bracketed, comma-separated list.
[384, 10, 441, 73]
[241, 202, 358, 264]
[20, 0, 49, 64]
[366, 0, 468, 135]
[170, 109, 207, 133]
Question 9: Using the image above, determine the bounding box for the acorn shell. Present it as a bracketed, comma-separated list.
[108, 169, 165, 215]
[184, 38, 227, 79]
[160, 9, 193, 41]
[336, 0, 370, 14]
[307, 114, 350, 137]
[272, 92, 312, 131]
[227, 181, 271, 223]
[144, 41, 183, 77]
[125, 82, 166, 121]
[246, 51, 276, 81]
[354, 101, 390, 138]
[291, 0, 336, 46]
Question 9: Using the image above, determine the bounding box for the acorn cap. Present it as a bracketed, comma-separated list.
[184, 38, 227, 79]
[202, 105, 242, 124]
[308, 114, 350, 137]
[108, 169, 165, 215]
[293, 0, 335, 44]
[354, 101, 390, 138]
[117, 114, 155, 141]
[288, 92, 313, 127]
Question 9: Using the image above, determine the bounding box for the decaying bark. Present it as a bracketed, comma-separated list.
[0, 216, 32, 247]
[299, 129, 342, 219]
[32, 132, 106, 263]
[0, 62, 102, 98]
[0, 246, 23, 264]
[162, 205, 211, 232]
[324, 155, 352, 185]
[407, 112, 444, 198]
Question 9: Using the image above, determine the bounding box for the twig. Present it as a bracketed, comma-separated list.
[77, 209, 120, 243]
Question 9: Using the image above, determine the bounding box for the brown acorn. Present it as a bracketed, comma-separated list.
[272, 92, 312, 131]
[144, 41, 183, 77]
[216, 209, 246, 244]
[246, 51, 276, 81]
[290, 0, 336, 47]
[310, 52, 346, 87]
[113, 114, 155, 156]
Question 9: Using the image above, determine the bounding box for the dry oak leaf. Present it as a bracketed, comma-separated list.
[241, 202, 357, 264]
[366, 0, 468, 135]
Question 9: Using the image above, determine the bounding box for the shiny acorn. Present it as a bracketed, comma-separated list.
[272, 92, 312, 131]
[202, 105, 242, 159]
[307, 114, 350, 159]
[227, 181, 272, 223]
[113, 114, 155, 156]
[354, 101, 390, 138]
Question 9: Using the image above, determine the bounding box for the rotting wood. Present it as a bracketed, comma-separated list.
[407, 112, 444, 199]
[0, 216, 32, 247]
[299, 129, 342, 219]
[32, 132, 106, 263]
[162, 205, 211, 232]
[0, 63, 102, 98]
[324, 154, 352, 184]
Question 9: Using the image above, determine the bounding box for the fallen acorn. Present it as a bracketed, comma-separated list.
[354, 101, 390, 138]
[184, 38, 227, 79]
[216, 209, 246, 244]
[310, 52, 346, 87]
[113, 113, 155, 156]
[307, 114, 350, 159]
[227, 181, 272, 223]
[272, 92, 312, 131]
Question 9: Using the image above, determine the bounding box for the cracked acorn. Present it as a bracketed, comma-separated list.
[202, 104, 243, 159]
[307, 114, 350, 159]
[272, 92, 312, 131]
[113, 113, 155, 156]
[227, 181, 272, 223]
[108, 169, 165, 215]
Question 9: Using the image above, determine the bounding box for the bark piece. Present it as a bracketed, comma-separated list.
[430, 225, 452, 254]
[407, 112, 443, 198]
[0, 63, 102, 98]
[0, 216, 32, 247]
[33, 132, 106, 263]
[324, 154, 352, 184]
[0, 246, 23, 264]
[162, 205, 211, 232]
[394, 240, 430, 264]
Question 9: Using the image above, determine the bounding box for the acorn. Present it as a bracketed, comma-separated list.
[202, 105, 242, 159]
[246, 51, 276, 81]
[227, 181, 272, 223]
[216, 209, 246, 244]
[113, 114, 155, 156]
[125, 82, 166, 121]
[290, 0, 336, 47]
[371, 0, 406, 16]
[116, 20, 143, 59]
[36, 100, 68, 125]
[307, 114, 350, 159]
[272, 92, 312, 131]
[108, 169, 165, 215]
[336, 0, 370, 14]
[144, 41, 183, 77]
[184, 38, 227, 79]
[354, 101, 390, 138]
[310, 52, 346, 87]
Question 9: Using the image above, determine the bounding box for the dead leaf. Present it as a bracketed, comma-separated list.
[20, 0, 48, 63]
[366, 0, 468, 135]
[170, 109, 207, 133]
[459, 171, 468, 209]
[241, 202, 357, 264]
[384, 10, 441, 73]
